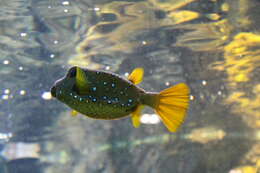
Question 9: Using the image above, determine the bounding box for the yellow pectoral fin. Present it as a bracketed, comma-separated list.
[71, 110, 78, 117]
[131, 105, 144, 128]
[128, 68, 144, 85]
[75, 67, 89, 95]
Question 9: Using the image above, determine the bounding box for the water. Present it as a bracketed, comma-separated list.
[0, 0, 259, 173]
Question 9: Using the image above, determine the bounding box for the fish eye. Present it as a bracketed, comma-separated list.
[67, 67, 77, 78]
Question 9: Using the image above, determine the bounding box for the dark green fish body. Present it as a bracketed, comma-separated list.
[51, 66, 190, 132]
[51, 67, 149, 119]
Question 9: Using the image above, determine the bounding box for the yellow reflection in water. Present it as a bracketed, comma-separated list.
[212, 33, 260, 128]
[149, 0, 196, 11]
[70, 0, 201, 66]
[221, 33, 260, 84]
[174, 19, 233, 51]
[186, 126, 226, 144]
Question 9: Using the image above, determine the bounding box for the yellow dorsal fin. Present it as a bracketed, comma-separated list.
[75, 67, 89, 95]
[131, 105, 144, 128]
[128, 68, 144, 85]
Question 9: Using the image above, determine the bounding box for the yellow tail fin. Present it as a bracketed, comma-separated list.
[155, 83, 190, 132]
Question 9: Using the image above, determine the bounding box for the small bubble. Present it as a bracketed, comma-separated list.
[64, 9, 69, 13]
[94, 7, 100, 11]
[103, 96, 107, 100]
[124, 72, 129, 77]
[1, 95, 9, 100]
[3, 60, 10, 65]
[20, 32, 27, 37]
[202, 80, 207, 86]
[19, 90, 26, 95]
[142, 41, 147, 45]
[165, 82, 170, 86]
[50, 54, 55, 58]
[48, 6, 51, 8]
[18, 66, 24, 71]
[62, 1, 70, 5]
[103, 82, 107, 85]
[42, 92, 52, 100]
[4, 89, 10, 94]
[105, 66, 110, 70]
[140, 114, 160, 124]
[92, 87, 97, 91]
[0, 132, 12, 140]
[128, 99, 133, 103]
[92, 98, 97, 102]
[108, 100, 112, 104]
[190, 95, 194, 100]
[53, 40, 59, 44]
[217, 91, 222, 95]
[111, 83, 115, 88]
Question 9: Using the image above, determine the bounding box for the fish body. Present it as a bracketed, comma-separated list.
[51, 66, 190, 132]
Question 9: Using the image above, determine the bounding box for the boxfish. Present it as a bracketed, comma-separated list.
[50, 66, 190, 132]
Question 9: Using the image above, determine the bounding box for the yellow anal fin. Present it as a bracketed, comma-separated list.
[131, 105, 144, 128]
[155, 83, 190, 132]
[71, 110, 78, 117]
[128, 68, 144, 85]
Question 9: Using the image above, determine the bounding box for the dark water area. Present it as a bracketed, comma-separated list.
[0, 0, 259, 173]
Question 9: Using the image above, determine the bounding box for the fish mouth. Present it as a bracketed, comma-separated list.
[50, 86, 56, 98]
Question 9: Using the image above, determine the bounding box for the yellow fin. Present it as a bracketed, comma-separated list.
[76, 67, 89, 95]
[128, 68, 144, 85]
[131, 105, 144, 128]
[71, 110, 78, 117]
[155, 83, 190, 132]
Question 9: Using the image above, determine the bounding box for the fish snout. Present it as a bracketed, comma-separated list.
[50, 86, 56, 98]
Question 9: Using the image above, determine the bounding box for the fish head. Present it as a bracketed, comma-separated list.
[51, 66, 78, 102]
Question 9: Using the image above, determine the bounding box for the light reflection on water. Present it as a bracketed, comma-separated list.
[0, 0, 259, 173]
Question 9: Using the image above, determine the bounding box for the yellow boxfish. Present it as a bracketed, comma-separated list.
[51, 66, 190, 132]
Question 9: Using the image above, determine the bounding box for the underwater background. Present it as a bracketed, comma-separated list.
[0, 0, 259, 173]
